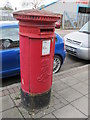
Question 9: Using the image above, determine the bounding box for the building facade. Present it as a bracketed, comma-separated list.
[40, 0, 89, 28]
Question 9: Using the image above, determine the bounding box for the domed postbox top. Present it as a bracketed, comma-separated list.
[13, 9, 60, 22]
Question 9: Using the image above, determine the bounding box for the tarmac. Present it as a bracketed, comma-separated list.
[0, 64, 89, 119]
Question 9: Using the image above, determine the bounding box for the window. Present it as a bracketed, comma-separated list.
[0, 27, 19, 50]
[78, 7, 90, 14]
[1, 27, 19, 41]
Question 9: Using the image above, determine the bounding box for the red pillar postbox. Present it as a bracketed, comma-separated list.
[13, 10, 60, 109]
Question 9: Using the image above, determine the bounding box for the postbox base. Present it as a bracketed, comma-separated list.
[21, 89, 51, 109]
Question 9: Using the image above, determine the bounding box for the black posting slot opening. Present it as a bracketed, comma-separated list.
[40, 28, 53, 33]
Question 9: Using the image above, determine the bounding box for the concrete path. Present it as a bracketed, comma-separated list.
[0, 65, 89, 119]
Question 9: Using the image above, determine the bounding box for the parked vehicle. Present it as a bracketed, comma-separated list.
[55, 20, 61, 29]
[54, 33, 66, 73]
[0, 21, 20, 78]
[0, 21, 66, 78]
[64, 21, 90, 60]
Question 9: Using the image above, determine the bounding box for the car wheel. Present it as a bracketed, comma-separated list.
[53, 55, 62, 74]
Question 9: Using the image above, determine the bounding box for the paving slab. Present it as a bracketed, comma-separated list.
[53, 80, 69, 92]
[57, 87, 83, 103]
[52, 91, 69, 105]
[42, 106, 55, 115]
[49, 95, 60, 107]
[0, 95, 15, 112]
[53, 104, 87, 118]
[55, 94, 69, 105]
[22, 113, 32, 119]
[18, 105, 32, 119]
[18, 104, 30, 116]
[53, 102, 65, 110]
[26, 106, 55, 119]
[83, 80, 88, 85]
[0, 92, 2, 97]
[72, 71, 88, 82]
[0, 112, 2, 120]
[72, 82, 88, 95]
[3, 89, 9, 96]
[2, 107, 23, 118]
[10, 93, 17, 100]
[60, 76, 81, 86]
[8, 88, 15, 94]
[31, 110, 45, 118]
[6, 83, 19, 89]
[85, 94, 88, 98]
[0, 87, 2, 92]
[42, 113, 56, 118]
[71, 96, 88, 116]
[0, 97, 2, 113]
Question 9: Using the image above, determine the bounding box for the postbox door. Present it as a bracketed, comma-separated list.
[29, 37, 55, 94]
[20, 35, 30, 93]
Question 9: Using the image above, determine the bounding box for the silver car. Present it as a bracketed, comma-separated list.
[64, 21, 90, 60]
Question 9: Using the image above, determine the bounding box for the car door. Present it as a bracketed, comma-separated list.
[55, 34, 64, 54]
[0, 25, 20, 77]
[2, 47, 20, 75]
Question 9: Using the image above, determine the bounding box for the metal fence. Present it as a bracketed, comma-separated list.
[77, 13, 90, 28]
[62, 11, 90, 29]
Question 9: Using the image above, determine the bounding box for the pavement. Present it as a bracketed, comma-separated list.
[0, 64, 89, 119]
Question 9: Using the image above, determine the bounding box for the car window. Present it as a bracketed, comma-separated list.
[1, 27, 19, 41]
[0, 27, 19, 50]
[79, 21, 90, 34]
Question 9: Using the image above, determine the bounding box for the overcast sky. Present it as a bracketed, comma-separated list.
[1, 0, 88, 10]
[0, 0, 57, 10]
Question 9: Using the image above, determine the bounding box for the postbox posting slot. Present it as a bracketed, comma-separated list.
[40, 28, 54, 33]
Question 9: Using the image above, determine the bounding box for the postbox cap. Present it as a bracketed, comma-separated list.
[13, 9, 60, 22]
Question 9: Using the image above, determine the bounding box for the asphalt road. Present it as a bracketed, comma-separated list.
[2, 29, 89, 86]
[61, 53, 89, 72]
